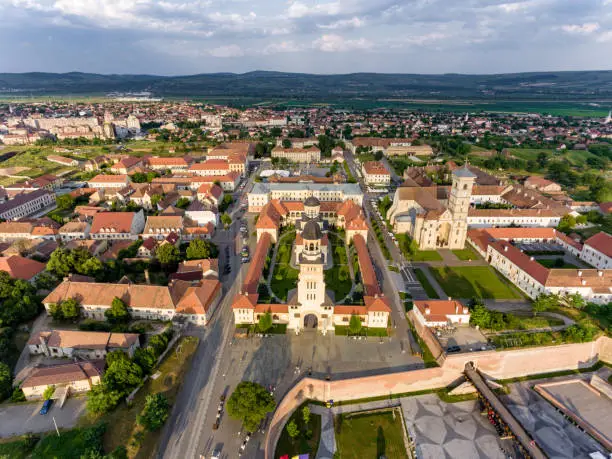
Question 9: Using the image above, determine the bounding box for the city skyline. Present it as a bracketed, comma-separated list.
[0, 0, 611, 75]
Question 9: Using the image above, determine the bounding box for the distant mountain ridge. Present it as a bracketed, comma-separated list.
[1, 70, 611, 100]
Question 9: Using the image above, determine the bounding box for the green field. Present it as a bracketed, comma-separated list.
[430, 266, 524, 300]
[335, 410, 409, 459]
[414, 268, 440, 299]
[505, 147, 600, 167]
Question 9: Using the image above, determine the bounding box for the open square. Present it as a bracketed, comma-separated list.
[429, 266, 524, 300]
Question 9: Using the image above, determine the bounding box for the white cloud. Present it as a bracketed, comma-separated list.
[262, 40, 304, 54]
[596, 30, 612, 42]
[287, 1, 341, 19]
[318, 16, 364, 30]
[209, 44, 244, 57]
[560, 23, 600, 34]
[498, 2, 532, 13]
[313, 34, 372, 52]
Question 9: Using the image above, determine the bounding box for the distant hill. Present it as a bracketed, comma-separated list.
[1, 70, 611, 101]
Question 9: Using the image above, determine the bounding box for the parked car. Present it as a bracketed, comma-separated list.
[40, 399, 53, 415]
[446, 345, 461, 353]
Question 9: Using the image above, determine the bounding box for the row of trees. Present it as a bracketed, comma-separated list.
[87, 328, 174, 414]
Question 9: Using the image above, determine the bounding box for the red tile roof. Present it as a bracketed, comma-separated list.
[353, 234, 380, 296]
[584, 232, 612, 258]
[242, 232, 271, 294]
[490, 240, 550, 285]
[91, 212, 136, 234]
[0, 255, 45, 280]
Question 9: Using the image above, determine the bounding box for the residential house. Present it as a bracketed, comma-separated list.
[0, 189, 56, 220]
[28, 330, 140, 359]
[20, 360, 104, 400]
[90, 210, 145, 240]
[0, 255, 46, 281]
[412, 300, 470, 328]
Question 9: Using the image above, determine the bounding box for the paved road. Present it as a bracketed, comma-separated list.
[0, 398, 86, 438]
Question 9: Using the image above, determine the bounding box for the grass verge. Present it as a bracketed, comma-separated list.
[451, 247, 479, 261]
[414, 268, 440, 299]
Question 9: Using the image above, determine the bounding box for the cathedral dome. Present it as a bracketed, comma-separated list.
[302, 220, 322, 240]
[304, 196, 320, 207]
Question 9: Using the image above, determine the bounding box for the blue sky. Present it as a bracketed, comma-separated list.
[0, 0, 611, 75]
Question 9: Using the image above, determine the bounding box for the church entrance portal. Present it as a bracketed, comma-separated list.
[304, 314, 318, 329]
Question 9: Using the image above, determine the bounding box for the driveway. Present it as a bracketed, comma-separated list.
[0, 398, 86, 438]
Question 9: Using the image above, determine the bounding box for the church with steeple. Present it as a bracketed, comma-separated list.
[388, 164, 477, 250]
[232, 191, 391, 334]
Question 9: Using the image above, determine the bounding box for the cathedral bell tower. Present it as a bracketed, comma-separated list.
[297, 220, 326, 308]
[448, 164, 476, 249]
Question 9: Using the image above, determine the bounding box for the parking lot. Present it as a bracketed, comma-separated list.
[435, 325, 491, 354]
[0, 398, 86, 438]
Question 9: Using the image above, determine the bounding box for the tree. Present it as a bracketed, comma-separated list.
[258, 312, 273, 333]
[137, 393, 170, 431]
[176, 197, 190, 209]
[186, 239, 217, 259]
[0, 273, 40, 327]
[43, 385, 55, 400]
[104, 357, 143, 394]
[150, 194, 163, 208]
[532, 294, 557, 316]
[348, 314, 362, 335]
[302, 406, 311, 425]
[61, 298, 80, 320]
[221, 213, 232, 229]
[226, 381, 276, 432]
[282, 139, 292, 148]
[56, 194, 75, 210]
[469, 303, 491, 329]
[87, 384, 123, 414]
[561, 292, 586, 310]
[134, 347, 157, 374]
[156, 244, 180, 265]
[105, 297, 130, 324]
[0, 362, 12, 401]
[557, 214, 576, 233]
[286, 420, 299, 439]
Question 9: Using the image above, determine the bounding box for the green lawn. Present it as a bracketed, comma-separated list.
[276, 241, 293, 265]
[270, 264, 299, 301]
[411, 250, 443, 261]
[430, 266, 524, 300]
[452, 247, 479, 261]
[275, 405, 321, 459]
[536, 258, 579, 269]
[0, 435, 39, 459]
[414, 268, 440, 299]
[324, 265, 352, 301]
[335, 410, 409, 459]
[32, 424, 106, 459]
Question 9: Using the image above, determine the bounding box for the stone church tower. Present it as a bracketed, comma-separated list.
[448, 165, 476, 249]
[296, 220, 326, 308]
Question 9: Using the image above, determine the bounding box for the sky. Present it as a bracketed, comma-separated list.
[0, 0, 611, 75]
